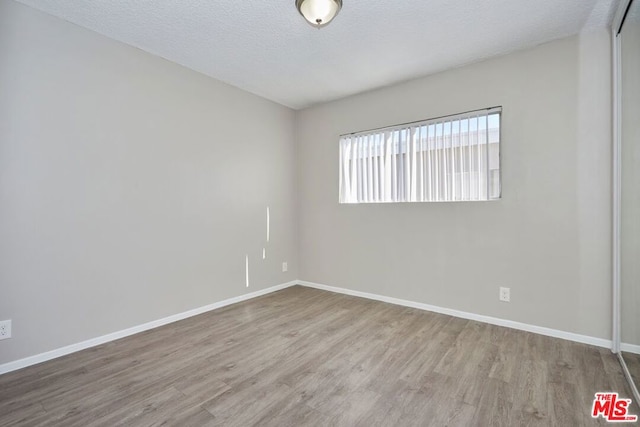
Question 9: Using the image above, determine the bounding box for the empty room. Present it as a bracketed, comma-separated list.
[1, 0, 640, 425]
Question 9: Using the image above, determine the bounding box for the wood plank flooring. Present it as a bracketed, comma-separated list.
[1, 285, 638, 426]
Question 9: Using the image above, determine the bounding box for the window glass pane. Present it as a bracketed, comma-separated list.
[339, 108, 501, 203]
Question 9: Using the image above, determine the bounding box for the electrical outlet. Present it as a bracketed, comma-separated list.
[499, 287, 510, 302]
[0, 320, 12, 340]
[282, 262, 288, 272]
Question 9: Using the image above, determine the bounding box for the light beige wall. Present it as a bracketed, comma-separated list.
[0, 0, 297, 365]
[297, 32, 612, 339]
[621, 20, 640, 347]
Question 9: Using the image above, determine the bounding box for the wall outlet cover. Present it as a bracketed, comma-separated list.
[0, 320, 12, 340]
[499, 287, 510, 302]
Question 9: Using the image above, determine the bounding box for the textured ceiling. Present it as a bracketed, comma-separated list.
[16, 0, 616, 109]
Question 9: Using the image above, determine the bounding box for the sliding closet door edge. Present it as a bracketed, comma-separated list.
[611, 0, 631, 355]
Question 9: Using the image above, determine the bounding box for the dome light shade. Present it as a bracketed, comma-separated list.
[295, 0, 343, 28]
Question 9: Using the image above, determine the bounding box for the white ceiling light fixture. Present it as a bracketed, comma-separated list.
[295, 0, 343, 29]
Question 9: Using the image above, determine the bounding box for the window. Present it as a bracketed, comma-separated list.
[339, 107, 501, 203]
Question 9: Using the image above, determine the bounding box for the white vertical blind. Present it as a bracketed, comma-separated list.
[339, 108, 501, 203]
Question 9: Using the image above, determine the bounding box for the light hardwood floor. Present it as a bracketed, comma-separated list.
[1, 285, 638, 426]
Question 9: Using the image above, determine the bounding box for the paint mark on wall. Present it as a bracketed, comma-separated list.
[266, 207, 270, 242]
[245, 255, 249, 287]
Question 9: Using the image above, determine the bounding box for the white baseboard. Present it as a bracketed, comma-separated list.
[0, 279, 616, 376]
[298, 280, 613, 349]
[0, 281, 297, 375]
[621, 343, 640, 355]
